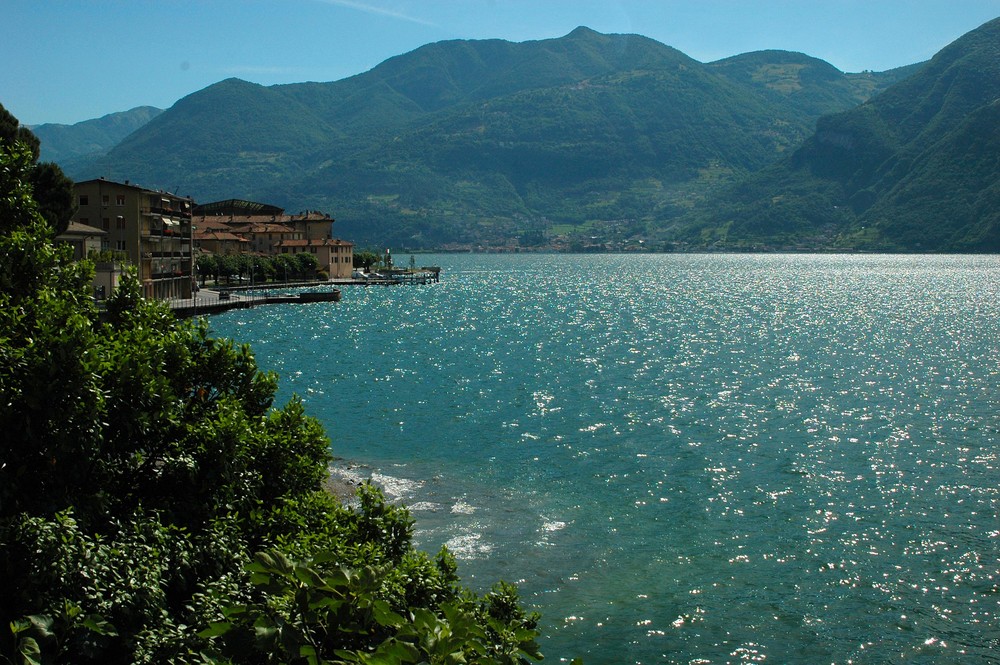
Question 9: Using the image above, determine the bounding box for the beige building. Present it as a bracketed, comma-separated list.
[192, 200, 353, 280]
[287, 211, 337, 241]
[274, 238, 355, 279]
[193, 229, 250, 256]
[57, 220, 107, 260]
[72, 178, 194, 299]
[225, 219, 301, 254]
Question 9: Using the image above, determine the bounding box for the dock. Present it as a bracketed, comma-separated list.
[342, 267, 441, 286]
[168, 266, 441, 317]
[169, 287, 341, 318]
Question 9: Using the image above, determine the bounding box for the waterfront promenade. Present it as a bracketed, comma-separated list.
[165, 268, 440, 317]
[167, 283, 340, 317]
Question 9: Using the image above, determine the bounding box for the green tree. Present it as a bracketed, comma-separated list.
[293, 252, 319, 280]
[0, 103, 76, 236]
[353, 250, 379, 270]
[252, 254, 276, 283]
[216, 253, 238, 285]
[274, 253, 297, 283]
[196, 253, 218, 286]
[0, 126, 547, 664]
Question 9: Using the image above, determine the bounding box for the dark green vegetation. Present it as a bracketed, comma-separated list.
[1, 120, 545, 664]
[31, 106, 163, 175]
[679, 17, 1000, 251]
[197, 252, 321, 285]
[67, 27, 913, 250]
[1, 104, 76, 236]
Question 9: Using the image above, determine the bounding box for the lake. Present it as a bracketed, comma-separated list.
[210, 253, 1000, 664]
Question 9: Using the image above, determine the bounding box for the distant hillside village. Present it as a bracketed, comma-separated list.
[57, 177, 354, 300]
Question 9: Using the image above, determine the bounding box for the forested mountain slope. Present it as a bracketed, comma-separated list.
[32, 106, 162, 172]
[679, 16, 1000, 251]
[70, 27, 898, 248]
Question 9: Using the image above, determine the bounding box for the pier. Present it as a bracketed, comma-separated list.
[169, 285, 341, 318]
[167, 267, 441, 317]
[343, 267, 441, 286]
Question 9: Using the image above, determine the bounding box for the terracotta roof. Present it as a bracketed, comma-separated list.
[194, 231, 249, 242]
[297, 212, 333, 221]
[194, 219, 233, 232]
[229, 222, 297, 233]
[275, 238, 354, 248]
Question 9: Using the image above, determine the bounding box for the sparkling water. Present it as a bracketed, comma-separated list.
[210, 253, 1000, 664]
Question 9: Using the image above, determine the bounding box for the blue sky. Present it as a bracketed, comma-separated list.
[4, 0, 999, 126]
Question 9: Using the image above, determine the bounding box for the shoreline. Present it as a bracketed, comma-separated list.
[322, 461, 369, 506]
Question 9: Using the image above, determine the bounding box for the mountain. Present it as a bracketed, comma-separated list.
[707, 51, 921, 119]
[31, 106, 162, 171]
[679, 17, 1000, 251]
[69, 27, 897, 249]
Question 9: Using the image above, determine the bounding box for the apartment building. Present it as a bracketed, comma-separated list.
[72, 178, 194, 299]
[274, 237, 356, 279]
[192, 199, 353, 278]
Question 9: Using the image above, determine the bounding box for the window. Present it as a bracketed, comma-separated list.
[116, 194, 126, 206]
[116, 240, 126, 251]
[102, 195, 110, 207]
[102, 218, 110, 231]
[116, 216, 125, 230]
[79, 194, 89, 206]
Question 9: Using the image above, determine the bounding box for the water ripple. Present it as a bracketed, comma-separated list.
[212, 254, 1000, 664]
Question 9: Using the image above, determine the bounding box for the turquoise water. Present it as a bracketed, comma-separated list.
[210, 254, 1000, 664]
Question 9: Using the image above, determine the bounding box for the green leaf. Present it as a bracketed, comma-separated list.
[26, 615, 54, 640]
[375, 638, 421, 663]
[249, 571, 272, 586]
[293, 563, 327, 588]
[198, 621, 234, 638]
[222, 604, 249, 618]
[254, 624, 278, 641]
[17, 636, 42, 665]
[80, 614, 118, 637]
[9, 619, 31, 636]
[371, 600, 405, 629]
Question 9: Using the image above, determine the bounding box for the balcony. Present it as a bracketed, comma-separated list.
[148, 204, 192, 219]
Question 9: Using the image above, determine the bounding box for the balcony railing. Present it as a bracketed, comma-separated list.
[148, 206, 192, 219]
[144, 226, 191, 238]
[152, 271, 192, 280]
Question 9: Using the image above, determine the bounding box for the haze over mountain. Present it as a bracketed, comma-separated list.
[50, 21, 999, 251]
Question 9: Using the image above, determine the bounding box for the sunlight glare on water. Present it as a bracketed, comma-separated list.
[212, 253, 1000, 664]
